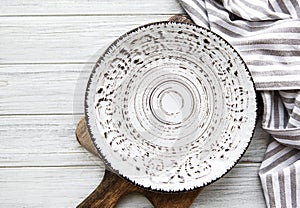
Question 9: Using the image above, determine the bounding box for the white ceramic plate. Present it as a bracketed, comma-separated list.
[85, 21, 256, 192]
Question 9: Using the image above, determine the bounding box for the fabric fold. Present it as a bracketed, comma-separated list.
[179, 0, 300, 91]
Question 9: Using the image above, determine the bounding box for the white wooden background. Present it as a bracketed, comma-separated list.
[0, 1, 269, 207]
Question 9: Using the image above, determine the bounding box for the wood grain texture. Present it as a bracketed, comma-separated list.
[0, 0, 184, 16]
[0, 15, 172, 64]
[0, 164, 265, 208]
[0, 64, 91, 115]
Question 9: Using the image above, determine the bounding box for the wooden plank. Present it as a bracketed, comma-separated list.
[0, 64, 91, 115]
[192, 163, 266, 208]
[0, 164, 265, 208]
[0, 115, 269, 167]
[0, 15, 172, 64]
[0, 152, 103, 167]
[0, 0, 184, 16]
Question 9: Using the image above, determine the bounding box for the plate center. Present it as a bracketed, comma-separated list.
[160, 90, 184, 115]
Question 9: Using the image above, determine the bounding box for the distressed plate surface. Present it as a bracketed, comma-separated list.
[85, 22, 256, 192]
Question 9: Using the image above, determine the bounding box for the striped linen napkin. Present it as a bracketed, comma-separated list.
[177, 0, 300, 207]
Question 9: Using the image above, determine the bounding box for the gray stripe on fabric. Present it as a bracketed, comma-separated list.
[247, 60, 300, 66]
[278, 94, 286, 128]
[291, 112, 300, 124]
[280, 97, 296, 104]
[290, 164, 297, 207]
[210, 21, 241, 37]
[283, 0, 298, 18]
[290, 0, 300, 17]
[266, 174, 276, 208]
[255, 81, 300, 91]
[241, 49, 300, 57]
[274, 92, 279, 128]
[264, 144, 286, 160]
[234, 19, 298, 29]
[280, 90, 299, 96]
[234, 39, 300, 46]
[259, 149, 299, 174]
[284, 110, 289, 129]
[295, 99, 300, 108]
[272, 26, 300, 34]
[190, 0, 209, 26]
[278, 170, 287, 208]
[269, 91, 275, 129]
[289, 116, 300, 127]
[278, 93, 286, 129]
[240, 0, 268, 13]
[273, 134, 300, 141]
[285, 143, 300, 150]
[268, 0, 276, 12]
[239, 0, 286, 20]
[277, 0, 290, 14]
[264, 128, 300, 137]
[228, 20, 286, 30]
[191, 0, 207, 12]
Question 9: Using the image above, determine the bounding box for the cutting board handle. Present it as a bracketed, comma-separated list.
[77, 169, 135, 208]
[76, 117, 202, 208]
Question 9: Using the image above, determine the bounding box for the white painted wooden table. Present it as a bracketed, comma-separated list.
[0, 1, 269, 207]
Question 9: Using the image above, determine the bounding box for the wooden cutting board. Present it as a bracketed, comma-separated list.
[75, 15, 202, 208]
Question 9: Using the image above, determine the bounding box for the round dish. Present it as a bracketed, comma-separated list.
[85, 21, 256, 192]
